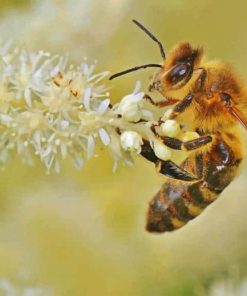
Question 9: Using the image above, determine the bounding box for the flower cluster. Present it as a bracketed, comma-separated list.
[0, 44, 197, 173]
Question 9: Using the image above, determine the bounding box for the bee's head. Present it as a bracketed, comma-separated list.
[149, 43, 203, 97]
[109, 20, 203, 102]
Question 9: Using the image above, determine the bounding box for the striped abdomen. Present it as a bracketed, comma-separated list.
[146, 134, 242, 233]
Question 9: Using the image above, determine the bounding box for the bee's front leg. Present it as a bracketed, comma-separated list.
[143, 94, 178, 108]
[140, 139, 199, 182]
[165, 93, 194, 119]
[147, 93, 194, 135]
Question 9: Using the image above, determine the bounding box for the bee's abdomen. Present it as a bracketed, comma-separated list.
[146, 181, 217, 232]
[146, 135, 242, 233]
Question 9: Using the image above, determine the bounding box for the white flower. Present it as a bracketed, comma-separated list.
[0, 43, 191, 172]
[153, 140, 172, 161]
[160, 119, 180, 137]
[120, 131, 143, 153]
[117, 89, 144, 122]
[0, 44, 111, 172]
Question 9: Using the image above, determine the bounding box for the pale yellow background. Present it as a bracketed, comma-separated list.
[0, 0, 247, 295]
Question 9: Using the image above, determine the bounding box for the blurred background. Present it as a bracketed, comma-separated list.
[0, 0, 247, 295]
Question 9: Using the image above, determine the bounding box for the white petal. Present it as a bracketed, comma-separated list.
[24, 87, 32, 107]
[40, 146, 52, 158]
[98, 128, 110, 145]
[54, 160, 61, 173]
[46, 155, 55, 171]
[32, 130, 41, 149]
[88, 64, 95, 77]
[141, 110, 154, 121]
[60, 120, 70, 130]
[48, 133, 56, 143]
[0, 114, 13, 125]
[132, 92, 144, 102]
[97, 99, 110, 114]
[112, 160, 118, 173]
[87, 135, 95, 159]
[60, 143, 68, 159]
[133, 80, 141, 94]
[73, 155, 84, 170]
[88, 71, 109, 83]
[84, 87, 91, 111]
[83, 64, 95, 78]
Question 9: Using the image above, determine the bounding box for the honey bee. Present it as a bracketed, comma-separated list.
[109, 20, 247, 233]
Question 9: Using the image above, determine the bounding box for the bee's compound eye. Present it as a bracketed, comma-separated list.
[168, 63, 190, 84]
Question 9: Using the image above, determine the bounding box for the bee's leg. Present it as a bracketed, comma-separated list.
[140, 139, 199, 181]
[167, 93, 194, 119]
[160, 68, 207, 119]
[150, 120, 213, 151]
[140, 139, 159, 163]
[195, 153, 204, 179]
[160, 135, 213, 151]
[143, 94, 179, 108]
[148, 93, 194, 132]
[155, 159, 199, 181]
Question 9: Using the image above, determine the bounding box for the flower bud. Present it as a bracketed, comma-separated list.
[120, 131, 143, 153]
[160, 119, 180, 137]
[153, 140, 172, 161]
[118, 94, 143, 122]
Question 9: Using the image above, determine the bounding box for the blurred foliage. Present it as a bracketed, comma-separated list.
[0, 0, 31, 12]
[0, 0, 247, 295]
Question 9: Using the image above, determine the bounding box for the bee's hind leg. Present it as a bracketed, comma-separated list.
[160, 135, 213, 151]
[140, 139, 199, 182]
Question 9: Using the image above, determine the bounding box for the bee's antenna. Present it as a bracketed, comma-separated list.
[109, 63, 162, 80]
[132, 19, 166, 60]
